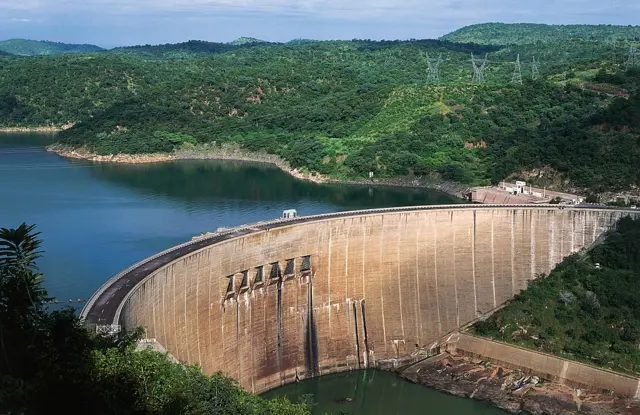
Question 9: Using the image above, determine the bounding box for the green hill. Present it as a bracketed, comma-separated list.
[0, 34, 639, 193]
[0, 39, 104, 56]
[441, 23, 640, 45]
[229, 37, 268, 45]
[110, 39, 273, 58]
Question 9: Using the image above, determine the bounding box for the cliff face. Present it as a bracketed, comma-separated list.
[117, 207, 634, 393]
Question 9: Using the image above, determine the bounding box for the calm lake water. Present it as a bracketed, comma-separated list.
[0, 133, 504, 414]
[0, 133, 459, 303]
[264, 369, 505, 415]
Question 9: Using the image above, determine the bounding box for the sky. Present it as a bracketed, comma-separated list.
[0, 0, 639, 48]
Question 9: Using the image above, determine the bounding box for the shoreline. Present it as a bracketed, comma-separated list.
[0, 126, 62, 133]
[46, 144, 472, 199]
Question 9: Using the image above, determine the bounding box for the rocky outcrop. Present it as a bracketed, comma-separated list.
[400, 354, 640, 415]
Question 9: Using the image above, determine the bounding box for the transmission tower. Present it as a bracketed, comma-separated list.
[511, 54, 523, 85]
[531, 55, 540, 81]
[470, 53, 488, 84]
[626, 46, 637, 69]
[426, 52, 443, 84]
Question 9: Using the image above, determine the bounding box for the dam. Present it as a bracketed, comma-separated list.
[81, 204, 639, 394]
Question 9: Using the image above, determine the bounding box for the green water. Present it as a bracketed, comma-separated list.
[264, 370, 506, 415]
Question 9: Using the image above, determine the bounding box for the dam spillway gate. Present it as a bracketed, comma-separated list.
[81, 205, 640, 393]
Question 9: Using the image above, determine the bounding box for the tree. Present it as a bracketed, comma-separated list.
[0, 223, 309, 414]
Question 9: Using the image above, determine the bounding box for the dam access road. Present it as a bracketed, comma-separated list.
[81, 204, 639, 394]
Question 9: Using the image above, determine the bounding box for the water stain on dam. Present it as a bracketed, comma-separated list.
[112, 206, 637, 393]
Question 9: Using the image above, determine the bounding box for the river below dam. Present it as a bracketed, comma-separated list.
[0, 132, 507, 414]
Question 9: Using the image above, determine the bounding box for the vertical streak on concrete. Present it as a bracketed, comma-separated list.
[236, 298, 241, 380]
[249, 290, 255, 393]
[549, 214, 556, 270]
[452, 212, 460, 328]
[397, 219, 406, 339]
[380, 221, 387, 354]
[327, 227, 332, 334]
[352, 302, 361, 369]
[172, 264, 178, 357]
[183, 261, 190, 364]
[196, 255, 202, 368]
[582, 211, 586, 248]
[276, 276, 283, 382]
[361, 223, 366, 298]
[304, 276, 319, 377]
[415, 216, 422, 343]
[152, 274, 157, 340]
[570, 213, 575, 253]
[433, 215, 442, 335]
[511, 210, 516, 295]
[491, 212, 497, 308]
[207, 251, 213, 373]
[361, 300, 370, 368]
[345, 221, 350, 315]
[530, 210, 536, 279]
[162, 270, 167, 344]
[472, 210, 478, 315]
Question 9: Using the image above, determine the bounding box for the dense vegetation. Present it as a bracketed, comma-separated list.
[441, 23, 640, 45]
[0, 24, 639, 192]
[0, 38, 104, 56]
[473, 216, 640, 375]
[0, 223, 309, 414]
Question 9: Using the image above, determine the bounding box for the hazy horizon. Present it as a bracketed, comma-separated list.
[1, 0, 640, 49]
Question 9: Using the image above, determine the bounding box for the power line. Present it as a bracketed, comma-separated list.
[425, 52, 443, 84]
[626, 46, 637, 70]
[470, 53, 489, 84]
[531, 56, 540, 81]
[511, 54, 523, 85]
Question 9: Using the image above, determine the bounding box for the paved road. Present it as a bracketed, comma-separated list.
[82, 204, 637, 327]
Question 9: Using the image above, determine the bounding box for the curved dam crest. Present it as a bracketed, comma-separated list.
[82, 205, 640, 393]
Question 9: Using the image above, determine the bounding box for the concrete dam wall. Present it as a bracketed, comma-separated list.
[83, 205, 638, 393]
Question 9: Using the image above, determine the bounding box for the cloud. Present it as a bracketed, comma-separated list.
[4, 0, 638, 21]
[1, 0, 638, 46]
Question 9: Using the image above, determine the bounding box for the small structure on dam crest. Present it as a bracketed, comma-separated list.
[81, 204, 639, 393]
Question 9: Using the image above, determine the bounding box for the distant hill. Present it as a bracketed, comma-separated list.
[0, 39, 104, 56]
[111, 39, 272, 58]
[441, 23, 640, 45]
[286, 39, 319, 45]
[228, 37, 267, 45]
[0, 50, 14, 57]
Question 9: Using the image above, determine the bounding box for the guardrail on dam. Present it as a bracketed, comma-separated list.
[81, 205, 639, 393]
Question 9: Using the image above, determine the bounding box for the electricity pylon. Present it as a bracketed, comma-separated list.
[470, 53, 488, 84]
[531, 55, 540, 81]
[626, 46, 637, 70]
[426, 52, 443, 84]
[511, 54, 523, 85]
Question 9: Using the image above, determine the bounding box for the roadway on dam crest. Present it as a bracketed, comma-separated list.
[81, 203, 637, 328]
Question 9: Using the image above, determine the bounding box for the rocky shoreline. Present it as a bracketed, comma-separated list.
[399, 353, 640, 415]
[46, 144, 472, 199]
[0, 126, 62, 133]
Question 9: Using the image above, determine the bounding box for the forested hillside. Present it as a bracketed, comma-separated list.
[0, 31, 639, 192]
[441, 23, 640, 45]
[0, 39, 104, 56]
[473, 216, 640, 375]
